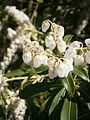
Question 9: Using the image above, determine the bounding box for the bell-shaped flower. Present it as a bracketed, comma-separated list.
[49, 69, 57, 79]
[52, 23, 64, 37]
[45, 34, 56, 50]
[34, 54, 48, 68]
[64, 47, 77, 60]
[74, 55, 84, 66]
[69, 41, 81, 49]
[56, 61, 66, 78]
[85, 38, 90, 46]
[7, 28, 17, 39]
[57, 37, 66, 53]
[42, 20, 50, 32]
[56, 59, 73, 78]
[22, 52, 32, 64]
[48, 58, 57, 79]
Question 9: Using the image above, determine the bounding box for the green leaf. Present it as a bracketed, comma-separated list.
[4, 67, 36, 78]
[73, 66, 89, 82]
[40, 87, 63, 114]
[33, 98, 40, 108]
[4, 69, 25, 77]
[62, 74, 75, 95]
[64, 35, 73, 43]
[40, 97, 51, 113]
[60, 99, 78, 120]
[49, 88, 65, 115]
[19, 81, 63, 98]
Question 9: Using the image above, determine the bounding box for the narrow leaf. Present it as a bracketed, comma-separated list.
[73, 66, 89, 82]
[64, 35, 73, 43]
[60, 99, 78, 120]
[62, 74, 75, 95]
[40, 97, 51, 113]
[49, 88, 65, 115]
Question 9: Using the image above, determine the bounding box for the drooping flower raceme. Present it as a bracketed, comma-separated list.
[1, 6, 90, 82]
[5, 6, 29, 24]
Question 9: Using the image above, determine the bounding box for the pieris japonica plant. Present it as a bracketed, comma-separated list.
[0, 6, 90, 120]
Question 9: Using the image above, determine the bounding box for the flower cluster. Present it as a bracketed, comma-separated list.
[1, 6, 90, 79]
[0, 6, 38, 71]
[0, 72, 27, 120]
[21, 20, 90, 79]
[6, 90, 27, 120]
[5, 6, 29, 25]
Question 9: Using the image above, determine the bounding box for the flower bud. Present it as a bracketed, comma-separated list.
[69, 41, 81, 49]
[42, 20, 50, 32]
[45, 35, 56, 50]
[85, 38, 90, 46]
[22, 52, 32, 64]
[57, 38, 66, 53]
[74, 55, 84, 66]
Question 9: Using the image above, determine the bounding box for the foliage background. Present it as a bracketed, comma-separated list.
[0, 0, 90, 120]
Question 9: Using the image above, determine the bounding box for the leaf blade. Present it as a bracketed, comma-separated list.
[62, 74, 75, 95]
[49, 87, 65, 115]
[60, 99, 78, 120]
[73, 66, 89, 82]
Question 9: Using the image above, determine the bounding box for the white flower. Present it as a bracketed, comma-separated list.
[57, 37, 66, 53]
[63, 59, 73, 77]
[5, 6, 16, 13]
[52, 23, 64, 37]
[34, 54, 48, 68]
[14, 99, 27, 120]
[69, 41, 81, 49]
[42, 20, 50, 32]
[85, 38, 90, 46]
[56, 61, 66, 78]
[45, 34, 56, 50]
[74, 55, 84, 66]
[22, 52, 32, 64]
[33, 54, 43, 68]
[64, 47, 77, 60]
[48, 58, 56, 69]
[0, 62, 6, 70]
[86, 51, 90, 64]
[42, 55, 48, 65]
[49, 69, 57, 79]
[56, 59, 73, 78]
[5, 6, 29, 24]
[48, 58, 57, 79]
[7, 28, 16, 39]
[15, 39, 20, 44]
